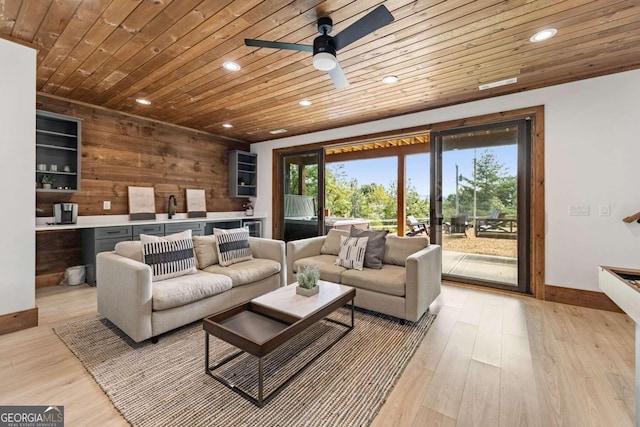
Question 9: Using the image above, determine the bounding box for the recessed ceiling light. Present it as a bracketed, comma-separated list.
[136, 98, 151, 105]
[222, 123, 233, 128]
[269, 129, 287, 135]
[299, 99, 312, 106]
[222, 61, 241, 71]
[382, 75, 398, 84]
[530, 28, 557, 43]
[479, 77, 518, 90]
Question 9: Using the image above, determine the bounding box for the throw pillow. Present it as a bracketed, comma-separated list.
[320, 228, 349, 255]
[140, 230, 197, 281]
[214, 227, 253, 267]
[192, 235, 219, 269]
[115, 240, 143, 263]
[350, 226, 388, 269]
[334, 235, 369, 271]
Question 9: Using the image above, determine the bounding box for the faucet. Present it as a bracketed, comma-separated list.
[168, 195, 176, 219]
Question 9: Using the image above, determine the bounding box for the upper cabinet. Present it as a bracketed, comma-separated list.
[36, 110, 82, 193]
[229, 150, 257, 198]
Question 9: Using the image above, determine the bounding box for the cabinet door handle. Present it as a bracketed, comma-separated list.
[106, 231, 120, 234]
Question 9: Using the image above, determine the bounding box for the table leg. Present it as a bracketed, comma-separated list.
[258, 357, 264, 407]
[351, 298, 354, 328]
[204, 333, 209, 374]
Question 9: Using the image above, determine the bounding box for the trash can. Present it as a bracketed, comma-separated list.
[61, 265, 86, 286]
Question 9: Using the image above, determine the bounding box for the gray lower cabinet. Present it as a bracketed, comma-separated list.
[165, 221, 204, 236]
[133, 224, 165, 239]
[83, 226, 132, 285]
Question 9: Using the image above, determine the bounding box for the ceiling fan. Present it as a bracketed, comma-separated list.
[244, 5, 394, 89]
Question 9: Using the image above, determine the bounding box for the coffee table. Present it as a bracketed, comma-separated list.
[203, 281, 355, 407]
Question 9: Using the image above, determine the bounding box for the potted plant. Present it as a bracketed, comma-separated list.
[296, 265, 320, 297]
[40, 174, 55, 189]
[243, 199, 254, 216]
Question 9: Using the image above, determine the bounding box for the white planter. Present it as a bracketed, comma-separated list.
[296, 285, 319, 297]
[42, 183, 52, 189]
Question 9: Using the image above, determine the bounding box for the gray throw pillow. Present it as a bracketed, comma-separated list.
[350, 226, 388, 269]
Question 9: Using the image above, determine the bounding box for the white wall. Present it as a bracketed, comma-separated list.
[252, 69, 640, 293]
[0, 39, 36, 315]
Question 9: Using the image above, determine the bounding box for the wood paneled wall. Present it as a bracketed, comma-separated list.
[35, 95, 250, 287]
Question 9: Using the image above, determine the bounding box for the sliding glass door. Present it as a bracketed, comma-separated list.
[280, 149, 325, 242]
[431, 120, 531, 292]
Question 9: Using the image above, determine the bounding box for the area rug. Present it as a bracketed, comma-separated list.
[54, 308, 435, 427]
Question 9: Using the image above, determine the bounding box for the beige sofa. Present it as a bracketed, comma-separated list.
[97, 236, 285, 342]
[287, 229, 441, 322]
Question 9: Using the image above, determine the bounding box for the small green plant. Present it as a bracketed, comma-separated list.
[297, 265, 320, 289]
[40, 174, 55, 185]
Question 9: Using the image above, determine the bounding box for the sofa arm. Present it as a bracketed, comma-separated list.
[97, 252, 153, 342]
[286, 236, 326, 285]
[405, 244, 442, 322]
[249, 237, 286, 287]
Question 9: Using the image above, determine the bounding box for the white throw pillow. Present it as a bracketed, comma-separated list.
[214, 227, 252, 267]
[140, 230, 197, 281]
[335, 235, 369, 270]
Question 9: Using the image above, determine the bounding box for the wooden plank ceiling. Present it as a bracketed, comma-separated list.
[2, 0, 640, 143]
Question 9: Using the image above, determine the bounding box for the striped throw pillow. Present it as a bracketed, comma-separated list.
[214, 227, 253, 267]
[335, 236, 369, 270]
[141, 230, 197, 281]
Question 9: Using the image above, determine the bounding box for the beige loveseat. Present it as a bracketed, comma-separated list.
[97, 236, 285, 342]
[287, 229, 441, 322]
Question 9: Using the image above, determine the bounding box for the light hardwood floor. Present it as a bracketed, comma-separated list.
[0, 284, 634, 426]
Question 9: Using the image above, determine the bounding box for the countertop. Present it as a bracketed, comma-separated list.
[35, 211, 266, 231]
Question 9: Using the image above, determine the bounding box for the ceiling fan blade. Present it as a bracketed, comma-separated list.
[244, 38, 313, 52]
[333, 5, 394, 51]
[328, 61, 349, 89]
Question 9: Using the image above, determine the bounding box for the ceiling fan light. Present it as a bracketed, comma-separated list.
[313, 52, 337, 71]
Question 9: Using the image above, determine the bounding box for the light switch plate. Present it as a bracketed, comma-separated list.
[599, 204, 610, 216]
[103, 201, 111, 210]
[569, 204, 590, 216]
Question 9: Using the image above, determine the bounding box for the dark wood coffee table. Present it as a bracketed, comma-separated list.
[203, 281, 355, 407]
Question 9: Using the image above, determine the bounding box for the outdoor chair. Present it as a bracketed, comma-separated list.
[445, 213, 469, 237]
[407, 215, 429, 236]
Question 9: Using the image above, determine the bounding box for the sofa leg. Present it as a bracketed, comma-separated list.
[151, 337, 158, 344]
[400, 319, 406, 326]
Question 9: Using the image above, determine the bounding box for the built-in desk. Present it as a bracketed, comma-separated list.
[599, 266, 640, 427]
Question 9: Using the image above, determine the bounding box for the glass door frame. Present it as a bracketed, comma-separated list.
[430, 119, 531, 293]
[277, 148, 325, 241]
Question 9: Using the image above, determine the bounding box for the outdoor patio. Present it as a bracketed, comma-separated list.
[442, 230, 518, 285]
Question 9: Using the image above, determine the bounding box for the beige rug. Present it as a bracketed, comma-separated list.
[54, 308, 435, 427]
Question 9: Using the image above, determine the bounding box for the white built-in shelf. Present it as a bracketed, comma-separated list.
[36, 129, 77, 138]
[36, 143, 78, 152]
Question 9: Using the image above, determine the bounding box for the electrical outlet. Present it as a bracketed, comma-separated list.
[569, 204, 590, 216]
[103, 201, 111, 210]
[599, 204, 610, 216]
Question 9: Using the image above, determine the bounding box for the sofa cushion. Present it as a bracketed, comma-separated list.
[335, 236, 369, 270]
[293, 255, 346, 284]
[141, 230, 197, 281]
[350, 227, 388, 269]
[115, 240, 143, 263]
[383, 235, 429, 266]
[192, 235, 218, 269]
[203, 258, 281, 287]
[341, 264, 406, 297]
[214, 227, 252, 266]
[152, 271, 232, 311]
[320, 229, 349, 255]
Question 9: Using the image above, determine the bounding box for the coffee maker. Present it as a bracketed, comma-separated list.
[54, 203, 78, 224]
